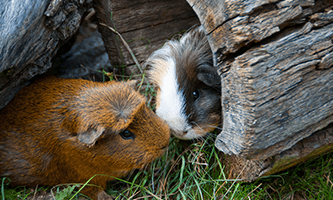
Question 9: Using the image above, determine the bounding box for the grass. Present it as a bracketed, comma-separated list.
[1, 26, 333, 200]
[1, 66, 333, 199]
[74, 55, 333, 199]
[95, 24, 333, 200]
[1, 139, 332, 199]
[260, 153, 333, 199]
[102, 136, 333, 200]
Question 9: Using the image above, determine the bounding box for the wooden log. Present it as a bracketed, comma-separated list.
[94, 0, 199, 67]
[93, 0, 124, 66]
[218, 21, 333, 159]
[223, 123, 333, 180]
[187, 0, 333, 177]
[0, 0, 92, 109]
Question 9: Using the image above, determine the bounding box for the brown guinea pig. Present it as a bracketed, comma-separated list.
[146, 25, 221, 140]
[0, 76, 170, 200]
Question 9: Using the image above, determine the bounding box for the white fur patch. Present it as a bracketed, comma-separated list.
[146, 26, 209, 139]
[155, 58, 191, 133]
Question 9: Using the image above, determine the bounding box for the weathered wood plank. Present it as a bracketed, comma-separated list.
[94, 0, 124, 66]
[216, 21, 333, 159]
[211, 5, 303, 54]
[187, 0, 280, 34]
[97, 0, 199, 66]
[187, 0, 332, 63]
[186, 0, 333, 160]
[277, 0, 315, 8]
[224, 123, 333, 180]
[187, 0, 333, 177]
[265, 123, 333, 176]
[0, 0, 53, 109]
[117, 17, 199, 66]
[110, 0, 197, 34]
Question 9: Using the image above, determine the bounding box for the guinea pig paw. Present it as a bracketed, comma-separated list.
[97, 190, 113, 200]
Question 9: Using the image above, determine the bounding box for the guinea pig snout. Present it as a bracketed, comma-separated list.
[159, 141, 169, 150]
[171, 128, 191, 140]
[171, 125, 210, 140]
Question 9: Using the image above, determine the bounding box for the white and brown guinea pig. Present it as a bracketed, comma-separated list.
[0, 76, 170, 200]
[146, 25, 221, 140]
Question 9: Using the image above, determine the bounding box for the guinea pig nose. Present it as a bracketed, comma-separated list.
[184, 126, 192, 133]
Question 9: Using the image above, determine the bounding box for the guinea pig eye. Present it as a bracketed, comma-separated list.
[192, 89, 200, 101]
[120, 130, 135, 140]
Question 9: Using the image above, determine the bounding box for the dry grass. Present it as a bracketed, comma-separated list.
[1, 25, 333, 200]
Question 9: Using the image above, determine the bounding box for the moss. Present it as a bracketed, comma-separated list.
[264, 143, 333, 175]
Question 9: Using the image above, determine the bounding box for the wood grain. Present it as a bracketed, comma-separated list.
[187, 0, 333, 177]
[96, 0, 199, 67]
[217, 21, 333, 158]
[224, 123, 333, 180]
[187, 0, 280, 34]
[94, 0, 124, 66]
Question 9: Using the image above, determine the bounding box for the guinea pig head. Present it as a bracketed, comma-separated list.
[64, 81, 171, 171]
[146, 26, 222, 140]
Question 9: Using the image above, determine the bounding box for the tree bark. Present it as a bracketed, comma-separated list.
[0, 0, 92, 109]
[187, 0, 333, 178]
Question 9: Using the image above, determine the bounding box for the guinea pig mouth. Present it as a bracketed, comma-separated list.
[171, 129, 207, 140]
[153, 145, 168, 156]
[171, 130, 190, 139]
[160, 145, 168, 150]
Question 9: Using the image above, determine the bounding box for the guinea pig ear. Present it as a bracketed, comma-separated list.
[78, 126, 105, 147]
[127, 80, 141, 91]
[197, 65, 221, 89]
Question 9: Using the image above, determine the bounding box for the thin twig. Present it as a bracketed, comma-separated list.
[324, 173, 333, 187]
[99, 22, 152, 91]
[32, 185, 38, 200]
[50, 189, 56, 200]
[99, 22, 143, 73]
[85, 8, 96, 21]
[244, 183, 262, 199]
[128, 190, 140, 199]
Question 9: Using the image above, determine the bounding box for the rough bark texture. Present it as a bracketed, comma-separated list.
[187, 0, 333, 178]
[217, 21, 333, 159]
[224, 123, 333, 180]
[0, 0, 92, 109]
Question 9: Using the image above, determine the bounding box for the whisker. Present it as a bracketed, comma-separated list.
[197, 136, 205, 143]
[206, 124, 223, 130]
[189, 121, 216, 143]
[190, 121, 204, 132]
